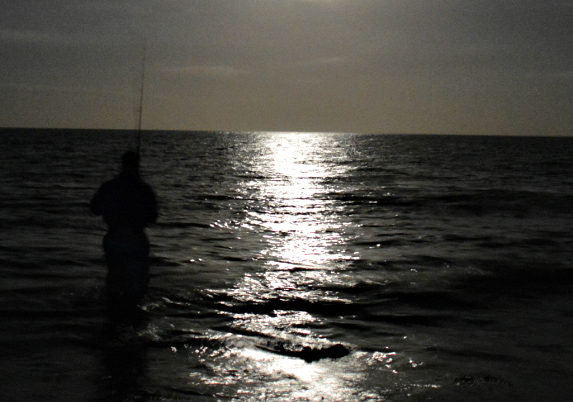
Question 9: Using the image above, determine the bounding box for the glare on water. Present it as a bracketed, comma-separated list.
[204, 133, 376, 400]
[246, 133, 356, 269]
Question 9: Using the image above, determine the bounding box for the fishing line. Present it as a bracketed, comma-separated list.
[136, 39, 147, 155]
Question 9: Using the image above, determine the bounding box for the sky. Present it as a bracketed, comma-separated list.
[1, 0, 572, 135]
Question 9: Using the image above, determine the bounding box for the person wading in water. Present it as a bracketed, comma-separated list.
[91, 151, 157, 310]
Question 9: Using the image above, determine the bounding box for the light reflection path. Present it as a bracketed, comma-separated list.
[195, 342, 390, 402]
[248, 133, 357, 269]
[220, 133, 372, 399]
[236, 133, 358, 302]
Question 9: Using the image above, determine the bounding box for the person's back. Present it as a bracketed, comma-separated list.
[91, 170, 157, 233]
[91, 151, 157, 308]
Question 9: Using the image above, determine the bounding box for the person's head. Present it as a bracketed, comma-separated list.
[121, 151, 140, 175]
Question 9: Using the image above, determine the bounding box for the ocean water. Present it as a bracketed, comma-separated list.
[1, 129, 572, 401]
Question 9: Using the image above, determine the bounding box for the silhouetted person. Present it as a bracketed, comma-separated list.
[91, 151, 157, 308]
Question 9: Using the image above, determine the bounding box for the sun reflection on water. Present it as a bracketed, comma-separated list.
[226, 132, 360, 306]
[181, 133, 429, 400]
[238, 347, 351, 401]
[246, 132, 357, 270]
[217, 133, 369, 399]
[194, 336, 398, 401]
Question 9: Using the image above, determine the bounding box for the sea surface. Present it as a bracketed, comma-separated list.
[1, 129, 573, 401]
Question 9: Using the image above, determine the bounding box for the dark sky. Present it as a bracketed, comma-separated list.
[1, 0, 572, 135]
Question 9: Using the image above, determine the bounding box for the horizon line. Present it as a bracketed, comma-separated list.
[1, 126, 571, 138]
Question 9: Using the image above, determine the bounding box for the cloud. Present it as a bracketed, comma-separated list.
[296, 57, 347, 67]
[159, 64, 249, 78]
[0, 1, 145, 47]
[0, 28, 86, 46]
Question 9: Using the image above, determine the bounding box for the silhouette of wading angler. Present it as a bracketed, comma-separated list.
[91, 151, 157, 307]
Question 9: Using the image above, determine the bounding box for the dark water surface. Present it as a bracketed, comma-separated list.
[1, 129, 573, 401]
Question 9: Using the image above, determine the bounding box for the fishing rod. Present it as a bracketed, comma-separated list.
[136, 39, 147, 155]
